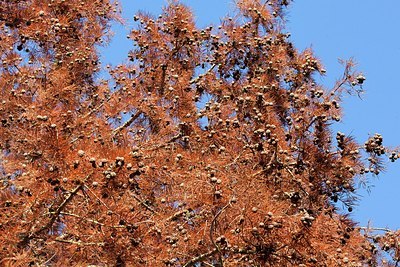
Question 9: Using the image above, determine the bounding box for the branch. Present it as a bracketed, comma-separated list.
[166, 209, 189, 221]
[189, 64, 216, 84]
[0, 184, 8, 190]
[225, 150, 245, 168]
[359, 226, 392, 233]
[54, 238, 105, 247]
[285, 167, 309, 196]
[130, 192, 157, 214]
[82, 94, 112, 120]
[112, 111, 142, 137]
[40, 253, 57, 266]
[18, 173, 92, 246]
[251, 150, 276, 177]
[209, 201, 231, 266]
[84, 184, 110, 210]
[182, 248, 219, 267]
[53, 211, 125, 228]
[149, 133, 182, 151]
[44, 175, 90, 229]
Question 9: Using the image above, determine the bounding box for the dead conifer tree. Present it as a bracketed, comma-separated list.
[1, 0, 399, 266]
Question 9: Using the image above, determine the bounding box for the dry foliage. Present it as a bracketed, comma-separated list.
[0, 0, 399, 266]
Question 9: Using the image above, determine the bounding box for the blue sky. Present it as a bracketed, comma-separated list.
[101, 1, 400, 230]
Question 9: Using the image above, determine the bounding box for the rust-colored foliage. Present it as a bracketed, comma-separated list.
[0, 0, 399, 266]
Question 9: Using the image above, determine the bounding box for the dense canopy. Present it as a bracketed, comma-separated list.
[0, 0, 399, 266]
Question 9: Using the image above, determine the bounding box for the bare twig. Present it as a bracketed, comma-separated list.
[209, 201, 232, 266]
[44, 174, 91, 229]
[189, 64, 216, 84]
[84, 184, 110, 210]
[0, 185, 8, 190]
[359, 226, 392, 233]
[54, 211, 125, 228]
[182, 248, 219, 267]
[82, 95, 111, 120]
[166, 209, 189, 221]
[131, 192, 156, 214]
[251, 150, 276, 177]
[225, 150, 245, 168]
[149, 133, 182, 151]
[112, 111, 142, 137]
[18, 173, 92, 246]
[285, 167, 309, 196]
[54, 238, 105, 246]
[40, 253, 57, 266]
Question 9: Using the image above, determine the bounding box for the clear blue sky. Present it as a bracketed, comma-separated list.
[101, 1, 400, 230]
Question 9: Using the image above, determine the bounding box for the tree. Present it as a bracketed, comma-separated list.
[1, 0, 399, 266]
